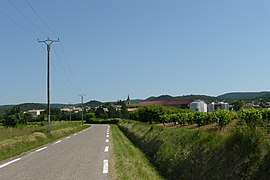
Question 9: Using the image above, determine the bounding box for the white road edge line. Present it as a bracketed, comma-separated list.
[0, 158, 21, 169]
[106, 135, 109, 138]
[104, 146, 109, 152]
[65, 136, 71, 139]
[103, 160, 109, 174]
[53, 140, 62, 145]
[106, 139, 109, 143]
[35, 147, 47, 152]
[74, 133, 77, 136]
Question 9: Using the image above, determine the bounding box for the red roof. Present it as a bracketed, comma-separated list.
[137, 100, 192, 107]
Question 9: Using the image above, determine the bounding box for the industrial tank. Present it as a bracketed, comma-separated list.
[190, 101, 207, 112]
[208, 102, 215, 112]
[190, 102, 201, 112]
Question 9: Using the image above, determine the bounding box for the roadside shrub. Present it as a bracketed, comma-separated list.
[2, 106, 25, 127]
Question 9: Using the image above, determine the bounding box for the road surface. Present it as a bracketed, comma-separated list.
[0, 124, 111, 180]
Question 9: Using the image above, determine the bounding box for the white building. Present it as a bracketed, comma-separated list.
[61, 107, 82, 113]
[27, 109, 45, 118]
[189, 100, 208, 112]
[208, 102, 229, 112]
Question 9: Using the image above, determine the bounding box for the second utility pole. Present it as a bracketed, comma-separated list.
[79, 94, 86, 125]
[38, 37, 59, 134]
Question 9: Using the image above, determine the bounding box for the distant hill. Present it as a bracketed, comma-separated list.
[218, 92, 270, 100]
[175, 95, 216, 103]
[85, 100, 103, 107]
[141, 92, 270, 104]
[145, 94, 216, 103]
[130, 99, 143, 104]
[0, 103, 72, 115]
[146, 95, 174, 101]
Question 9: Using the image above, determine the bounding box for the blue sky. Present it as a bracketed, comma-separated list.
[0, 0, 270, 105]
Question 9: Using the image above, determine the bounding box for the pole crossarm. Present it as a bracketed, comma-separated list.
[38, 37, 59, 45]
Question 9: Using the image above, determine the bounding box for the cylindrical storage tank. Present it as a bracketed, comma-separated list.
[190, 102, 201, 112]
[220, 102, 229, 110]
[208, 102, 215, 112]
[203, 103, 208, 112]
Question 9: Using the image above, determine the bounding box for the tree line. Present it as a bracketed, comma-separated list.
[0, 101, 129, 128]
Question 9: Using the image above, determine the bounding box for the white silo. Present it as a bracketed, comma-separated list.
[190, 100, 207, 112]
[208, 102, 215, 112]
[220, 102, 229, 110]
[190, 101, 201, 112]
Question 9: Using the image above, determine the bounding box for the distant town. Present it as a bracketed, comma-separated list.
[16, 91, 270, 118]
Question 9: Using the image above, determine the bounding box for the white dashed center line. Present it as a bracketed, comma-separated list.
[103, 160, 109, 174]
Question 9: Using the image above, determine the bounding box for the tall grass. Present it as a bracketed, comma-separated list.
[0, 121, 88, 161]
[118, 121, 270, 179]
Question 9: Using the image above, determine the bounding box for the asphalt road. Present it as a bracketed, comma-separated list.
[0, 124, 111, 180]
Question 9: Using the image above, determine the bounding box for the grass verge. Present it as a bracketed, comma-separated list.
[110, 124, 163, 180]
[0, 121, 88, 161]
[118, 121, 270, 180]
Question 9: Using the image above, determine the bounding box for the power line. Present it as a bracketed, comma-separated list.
[52, 47, 78, 92]
[24, 0, 58, 37]
[0, 7, 36, 38]
[51, 60, 72, 91]
[24, 0, 84, 94]
[59, 42, 83, 92]
[7, 0, 47, 36]
[1, 1, 82, 106]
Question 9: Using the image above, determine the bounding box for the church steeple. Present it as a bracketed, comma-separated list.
[127, 95, 131, 105]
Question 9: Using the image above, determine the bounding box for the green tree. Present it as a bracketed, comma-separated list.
[95, 106, 108, 119]
[85, 112, 95, 123]
[108, 106, 117, 118]
[137, 105, 164, 124]
[120, 103, 129, 119]
[43, 108, 62, 121]
[232, 100, 246, 111]
[3, 106, 25, 127]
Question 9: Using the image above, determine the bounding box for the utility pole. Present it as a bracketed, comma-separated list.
[69, 107, 72, 121]
[79, 94, 86, 125]
[38, 37, 59, 134]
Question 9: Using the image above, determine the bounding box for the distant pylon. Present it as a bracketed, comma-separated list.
[79, 94, 86, 125]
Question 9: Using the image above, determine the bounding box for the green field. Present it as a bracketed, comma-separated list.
[0, 121, 88, 161]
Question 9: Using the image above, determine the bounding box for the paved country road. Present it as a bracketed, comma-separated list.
[0, 124, 111, 180]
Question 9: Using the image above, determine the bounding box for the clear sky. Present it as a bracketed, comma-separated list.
[1, 0, 270, 105]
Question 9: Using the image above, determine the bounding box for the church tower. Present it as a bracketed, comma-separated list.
[127, 95, 131, 105]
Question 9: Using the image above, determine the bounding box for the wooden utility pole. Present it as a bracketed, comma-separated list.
[79, 94, 86, 125]
[38, 37, 59, 134]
